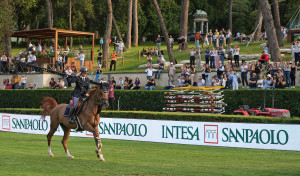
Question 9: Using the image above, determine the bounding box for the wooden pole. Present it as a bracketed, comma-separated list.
[138, 50, 140, 62]
[122, 53, 124, 65]
[27, 38, 30, 50]
[54, 30, 58, 68]
[92, 34, 95, 68]
[65, 37, 68, 50]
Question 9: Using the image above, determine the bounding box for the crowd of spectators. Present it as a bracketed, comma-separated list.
[1, 74, 36, 89]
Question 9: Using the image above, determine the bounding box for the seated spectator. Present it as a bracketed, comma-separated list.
[28, 83, 34, 89]
[248, 73, 257, 89]
[49, 78, 57, 89]
[257, 74, 264, 89]
[145, 76, 155, 90]
[221, 74, 227, 88]
[111, 77, 116, 88]
[124, 76, 129, 89]
[164, 80, 176, 90]
[116, 77, 124, 89]
[275, 76, 286, 89]
[197, 76, 205, 87]
[127, 77, 133, 89]
[183, 75, 191, 87]
[259, 51, 269, 64]
[146, 54, 152, 65]
[264, 74, 273, 89]
[177, 76, 185, 87]
[70, 62, 77, 73]
[133, 77, 140, 90]
[2, 79, 8, 89]
[277, 68, 284, 77]
[211, 75, 218, 86]
[154, 59, 164, 79]
[145, 65, 154, 80]
[57, 78, 65, 89]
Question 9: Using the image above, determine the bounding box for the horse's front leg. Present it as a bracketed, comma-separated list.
[84, 123, 105, 162]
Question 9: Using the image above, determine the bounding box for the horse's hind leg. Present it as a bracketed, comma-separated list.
[47, 117, 59, 157]
[60, 124, 74, 158]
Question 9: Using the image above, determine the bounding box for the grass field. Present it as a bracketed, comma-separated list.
[1, 131, 300, 175]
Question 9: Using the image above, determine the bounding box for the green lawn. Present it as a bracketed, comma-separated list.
[12, 39, 293, 73]
[1, 131, 299, 175]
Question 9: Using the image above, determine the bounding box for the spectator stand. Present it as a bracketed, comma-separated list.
[11, 28, 95, 71]
[287, 6, 300, 42]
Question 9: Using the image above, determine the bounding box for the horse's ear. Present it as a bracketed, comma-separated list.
[99, 82, 103, 89]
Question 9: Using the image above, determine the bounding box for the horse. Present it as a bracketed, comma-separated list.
[40, 84, 109, 162]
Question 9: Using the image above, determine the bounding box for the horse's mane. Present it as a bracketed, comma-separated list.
[87, 89, 97, 97]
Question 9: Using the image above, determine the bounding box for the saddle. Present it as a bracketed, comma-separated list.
[64, 98, 84, 117]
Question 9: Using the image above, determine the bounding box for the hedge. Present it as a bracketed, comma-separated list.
[1, 108, 300, 124]
[0, 89, 299, 117]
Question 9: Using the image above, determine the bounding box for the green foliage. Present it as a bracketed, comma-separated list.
[0, 89, 300, 118]
[0, 0, 15, 53]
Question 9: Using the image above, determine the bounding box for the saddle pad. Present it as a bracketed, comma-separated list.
[64, 105, 71, 117]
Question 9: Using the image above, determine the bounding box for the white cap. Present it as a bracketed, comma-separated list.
[267, 74, 271, 77]
[170, 62, 173, 64]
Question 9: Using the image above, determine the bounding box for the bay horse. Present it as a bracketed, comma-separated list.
[40, 84, 109, 161]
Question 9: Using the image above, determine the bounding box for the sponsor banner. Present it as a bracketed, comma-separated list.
[1, 113, 300, 151]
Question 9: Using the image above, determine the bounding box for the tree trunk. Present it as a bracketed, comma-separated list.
[152, 0, 175, 63]
[112, 14, 126, 51]
[259, 0, 281, 62]
[253, 4, 263, 42]
[126, 0, 133, 49]
[69, 0, 73, 50]
[4, 36, 12, 56]
[271, 0, 283, 46]
[103, 0, 113, 69]
[46, 0, 53, 28]
[132, 0, 138, 46]
[229, 0, 233, 32]
[179, 0, 189, 48]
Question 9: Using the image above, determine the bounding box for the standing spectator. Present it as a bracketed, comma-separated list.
[264, 74, 273, 89]
[226, 46, 233, 61]
[31, 52, 37, 73]
[156, 35, 162, 52]
[209, 47, 216, 68]
[108, 80, 115, 110]
[219, 46, 225, 66]
[49, 78, 57, 89]
[212, 32, 217, 48]
[145, 65, 154, 80]
[27, 53, 32, 73]
[55, 54, 63, 71]
[37, 43, 42, 55]
[194, 31, 201, 49]
[233, 44, 240, 67]
[257, 74, 264, 89]
[204, 47, 210, 65]
[113, 36, 117, 50]
[169, 35, 174, 50]
[227, 69, 233, 89]
[226, 29, 232, 47]
[284, 60, 291, 88]
[276, 76, 286, 89]
[110, 50, 118, 71]
[20, 74, 27, 89]
[190, 47, 196, 67]
[118, 40, 124, 57]
[232, 71, 239, 90]
[196, 47, 202, 70]
[241, 61, 248, 88]
[79, 51, 85, 67]
[219, 31, 225, 47]
[291, 42, 295, 62]
[133, 77, 141, 90]
[294, 40, 300, 66]
[1, 54, 7, 73]
[62, 52, 68, 69]
[145, 76, 155, 90]
[14, 75, 20, 89]
[168, 62, 176, 81]
[205, 64, 211, 86]
[264, 44, 269, 55]
[290, 61, 297, 88]
[255, 61, 262, 79]
[65, 66, 72, 87]
[208, 29, 213, 45]
[215, 47, 220, 68]
[190, 65, 196, 85]
[97, 50, 103, 68]
[216, 61, 224, 79]
[248, 73, 257, 89]
[155, 59, 164, 79]
[271, 62, 278, 76]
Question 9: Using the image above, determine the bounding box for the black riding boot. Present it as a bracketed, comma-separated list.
[67, 107, 75, 123]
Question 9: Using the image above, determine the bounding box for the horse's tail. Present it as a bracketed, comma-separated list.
[40, 97, 58, 120]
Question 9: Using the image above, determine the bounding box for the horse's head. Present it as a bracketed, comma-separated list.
[92, 83, 109, 108]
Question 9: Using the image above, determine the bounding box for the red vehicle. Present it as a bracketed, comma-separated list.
[233, 89, 290, 118]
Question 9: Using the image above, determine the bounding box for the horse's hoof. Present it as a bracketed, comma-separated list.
[49, 154, 54, 157]
[100, 158, 105, 162]
[67, 155, 74, 159]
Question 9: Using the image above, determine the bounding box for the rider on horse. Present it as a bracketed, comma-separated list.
[67, 66, 90, 123]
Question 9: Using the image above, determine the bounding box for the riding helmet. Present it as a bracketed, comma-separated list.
[80, 66, 88, 73]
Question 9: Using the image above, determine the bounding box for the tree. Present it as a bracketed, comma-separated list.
[179, 0, 189, 48]
[69, 0, 73, 50]
[229, 0, 233, 32]
[103, 0, 113, 69]
[253, 3, 263, 42]
[271, 0, 283, 46]
[259, 0, 281, 62]
[152, 0, 175, 63]
[179, 0, 189, 35]
[46, 0, 53, 28]
[112, 13, 126, 51]
[132, 0, 138, 46]
[126, 0, 133, 49]
[0, 0, 14, 55]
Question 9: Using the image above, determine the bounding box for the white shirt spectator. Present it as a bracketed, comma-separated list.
[27, 54, 32, 63]
[32, 55, 36, 62]
[241, 64, 248, 72]
[79, 53, 85, 61]
[56, 56, 62, 62]
[145, 68, 153, 77]
[233, 48, 240, 56]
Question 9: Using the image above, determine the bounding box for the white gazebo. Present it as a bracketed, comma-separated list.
[193, 10, 208, 34]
